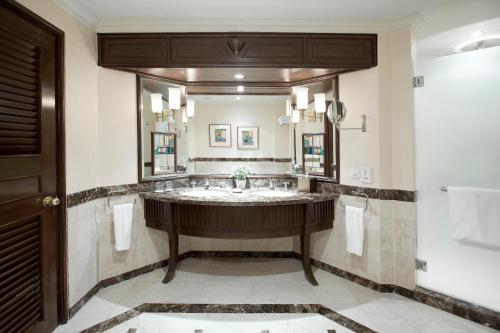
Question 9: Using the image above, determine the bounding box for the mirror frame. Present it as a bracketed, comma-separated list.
[137, 74, 340, 183]
[137, 74, 186, 182]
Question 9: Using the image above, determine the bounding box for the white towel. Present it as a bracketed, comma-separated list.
[448, 187, 500, 250]
[345, 205, 364, 256]
[113, 203, 134, 251]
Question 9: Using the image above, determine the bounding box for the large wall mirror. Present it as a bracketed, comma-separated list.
[137, 74, 339, 182]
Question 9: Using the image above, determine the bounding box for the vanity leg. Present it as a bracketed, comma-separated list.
[163, 227, 178, 284]
[301, 229, 318, 286]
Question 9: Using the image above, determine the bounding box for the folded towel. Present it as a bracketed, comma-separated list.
[448, 187, 500, 250]
[345, 205, 364, 256]
[113, 202, 134, 251]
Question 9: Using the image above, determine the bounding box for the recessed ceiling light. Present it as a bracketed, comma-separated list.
[237, 85, 245, 92]
[236, 96, 241, 100]
[471, 30, 483, 38]
[234, 74, 245, 79]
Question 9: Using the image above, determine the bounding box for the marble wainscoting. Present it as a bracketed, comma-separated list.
[296, 195, 417, 291]
[67, 194, 191, 309]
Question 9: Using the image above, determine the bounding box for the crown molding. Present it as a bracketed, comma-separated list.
[53, 0, 98, 30]
[96, 17, 415, 34]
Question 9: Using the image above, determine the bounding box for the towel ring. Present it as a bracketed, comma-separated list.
[339, 191, 369, 212]
[107, 189, 136, 208]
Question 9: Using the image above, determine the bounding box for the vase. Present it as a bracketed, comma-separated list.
[235, 179, 247, 190]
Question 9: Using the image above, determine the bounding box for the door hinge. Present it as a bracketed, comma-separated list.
[413, 76, 424, 88]
[416, 258, 427, 272]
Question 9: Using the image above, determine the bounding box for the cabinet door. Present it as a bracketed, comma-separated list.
[170, 35, 304, 66]
[99, 35, 169, 67]
[306, 35, 376, 68]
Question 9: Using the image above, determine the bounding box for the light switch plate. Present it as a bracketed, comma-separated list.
[349, 168, 360, 179]
[359, 166, 371, 183]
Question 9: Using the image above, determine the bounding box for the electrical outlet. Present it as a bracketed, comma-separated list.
[416, 258, 427, 272]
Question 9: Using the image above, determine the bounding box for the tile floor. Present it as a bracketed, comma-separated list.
[55, 258, 499, 333]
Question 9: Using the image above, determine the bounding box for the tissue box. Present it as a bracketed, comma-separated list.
[298, 177, 317, 193]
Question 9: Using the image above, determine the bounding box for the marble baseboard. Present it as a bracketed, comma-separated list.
[68, 251, 500, 331]
[80, 303, 376, 333]
[413, 287, 500, 330]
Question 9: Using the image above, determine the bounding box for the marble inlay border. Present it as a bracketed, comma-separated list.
[68, 251, 500, 330]
[66, 178, 190, 207]
[317, 182, 415, 202]
[79, 303, 376, 333]
[190, 157, 292, 162]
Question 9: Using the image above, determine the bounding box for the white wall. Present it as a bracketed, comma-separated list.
[189, 101, 287, 158]
[415, 46, 500, 312]
[339, 30, 415, 191]
[17, 0, 100, 194]
[98, 68, 137, 186]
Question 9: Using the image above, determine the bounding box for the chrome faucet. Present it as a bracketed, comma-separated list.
[204, 179, 210, 189]
[284, 182, 289, 190]
[269, 179, 275, 190]
[190, 181, 196, 189]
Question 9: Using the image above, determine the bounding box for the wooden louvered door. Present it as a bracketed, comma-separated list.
[0, 1, 64, 333]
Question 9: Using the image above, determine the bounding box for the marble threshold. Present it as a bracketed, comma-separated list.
[68, 251, 500, 330]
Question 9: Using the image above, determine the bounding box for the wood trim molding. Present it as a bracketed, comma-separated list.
[2, 0, 69, 324]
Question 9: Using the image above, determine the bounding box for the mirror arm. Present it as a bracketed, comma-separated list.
[335, 115, 366, 133]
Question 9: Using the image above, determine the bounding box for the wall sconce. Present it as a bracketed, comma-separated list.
[285, 99, 291, 116]
[150, 93, 163, 114]
[314, 93, 326, 114]
[186, 99, 195, 117]
[294, 87, 309, 110]
[168, 87, 181, 110]
[291, 109, 300, 124]
[182, 109, 188, 124]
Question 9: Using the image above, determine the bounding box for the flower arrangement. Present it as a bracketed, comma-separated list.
[231, 166, 252, 180]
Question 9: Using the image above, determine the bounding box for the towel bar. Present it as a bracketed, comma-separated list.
[339, 191, 369, 212]
[107, 189, 136, 208]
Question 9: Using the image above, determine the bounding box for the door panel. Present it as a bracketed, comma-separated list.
[0, 1, 62, 332]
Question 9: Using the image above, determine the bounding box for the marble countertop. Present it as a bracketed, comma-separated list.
[141, 188, 337, 206]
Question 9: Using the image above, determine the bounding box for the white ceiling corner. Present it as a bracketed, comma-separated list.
[53, 0, 99, 29]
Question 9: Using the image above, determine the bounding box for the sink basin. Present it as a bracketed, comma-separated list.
[252, 190, 297, 198]
[183, 190, 229, 198]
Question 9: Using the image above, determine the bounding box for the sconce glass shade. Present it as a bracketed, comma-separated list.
[295, 87, 309, 110]
[285, 99, 291, 116]
[168, 87, 181, 110]
[150, 93, 163, 114]
[314, 93, 326, 113]
[186, 99, 195, 117]
[182, 109, 188, 124]
[292, 109, 300, 123]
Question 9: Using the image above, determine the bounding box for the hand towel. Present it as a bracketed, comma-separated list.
[448, 187, 500, 249]
[345, 205, 364, 256]
[113, 202, 134, 251]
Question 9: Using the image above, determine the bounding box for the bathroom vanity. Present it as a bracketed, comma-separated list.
[143, 188, 336, 285]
